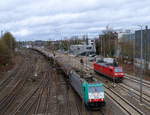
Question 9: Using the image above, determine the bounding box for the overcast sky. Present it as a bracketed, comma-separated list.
[0, 0, 150, 41]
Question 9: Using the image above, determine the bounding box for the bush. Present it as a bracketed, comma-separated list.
[0, 32, 16, 66]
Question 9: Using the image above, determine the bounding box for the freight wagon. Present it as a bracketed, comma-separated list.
[94, 58, 124, 82]
[69, 70, 105, 109]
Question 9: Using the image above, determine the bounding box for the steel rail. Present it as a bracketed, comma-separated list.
[105, 87, 144, 115]
[118, 83, 150, 106]
[125, 75, 150, 88]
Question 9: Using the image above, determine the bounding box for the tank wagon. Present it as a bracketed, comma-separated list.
[69, 70, 105, 109]
[32, 47, 53, 58]
[94, 58, 124, 82]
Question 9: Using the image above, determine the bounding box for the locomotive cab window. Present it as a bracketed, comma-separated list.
[114, 68, 123, 72]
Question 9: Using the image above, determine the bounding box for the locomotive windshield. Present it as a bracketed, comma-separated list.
[88, 86, 103, 93]
[88, 86, 104, 99]
[114, 68, 123, 72]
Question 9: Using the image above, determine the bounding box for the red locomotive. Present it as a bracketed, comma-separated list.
[93, 58, 124, 82]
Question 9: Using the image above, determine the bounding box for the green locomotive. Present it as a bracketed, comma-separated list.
[69, 70, 105, 109]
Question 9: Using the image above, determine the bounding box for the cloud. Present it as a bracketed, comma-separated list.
[13, 29, 32, 37]
[0, 0, 150, 41]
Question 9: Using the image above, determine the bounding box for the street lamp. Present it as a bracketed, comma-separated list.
[138, 25, 143, 104]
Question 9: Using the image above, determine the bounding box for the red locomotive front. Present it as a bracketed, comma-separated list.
[93, 58, 124, 82]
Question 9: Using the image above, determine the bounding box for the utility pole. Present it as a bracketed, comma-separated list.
[1, 30, 3, 37]
[138, 25, 143, 104]
[145, 26, 148, 73]
[101, 36, 103, 55]
[133, 30, 136, 76]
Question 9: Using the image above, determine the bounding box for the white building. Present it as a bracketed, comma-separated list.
[70, 39, 96, 56]
[87, 39, 95, 45]
[70, 45, 96, 56]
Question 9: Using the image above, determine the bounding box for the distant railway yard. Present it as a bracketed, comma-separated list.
[0, 48, 150, 115]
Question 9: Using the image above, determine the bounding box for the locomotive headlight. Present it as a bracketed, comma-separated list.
[114, 73, 118, 75]
[99, 92, 104, 98]
[89, 93, 94, 99]
[120, 73, 124, 75]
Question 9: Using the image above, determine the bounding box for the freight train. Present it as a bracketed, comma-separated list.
[32, 47, 105, 109]
[69, 70, 105, 109]
[94, 58, 124, 82]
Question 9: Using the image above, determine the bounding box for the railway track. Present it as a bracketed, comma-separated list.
[0, 60, 26, 93]
[56, 54, 113, 115]
[0, 52, 25, 87]
[43, 72, 52, 114]
[32, 49, 150, 115]
[0, 50, 48, 115]
[125, 74, 150, 88]
[54, 67, 73, 115]
[56, 53, 139, 114]
[34, 72, 51, 114]
[64, 54, 147, 115]
[35, 48, 146, 115]
[65, 87, 71, 115]
[118, 83, 150, 107]
[11, 81, 42, 115]
[13, 51, 50, 115]
[93, 73, 144, 115]
[0, 80, 21, 113]
[0, 66, 20, 92]
[33, 73, 47, 114]
[105, 85, 144, 115]
[13, 71, 47, 115]
[0, 63, 29, 115]
[2, 56, 37, 114]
